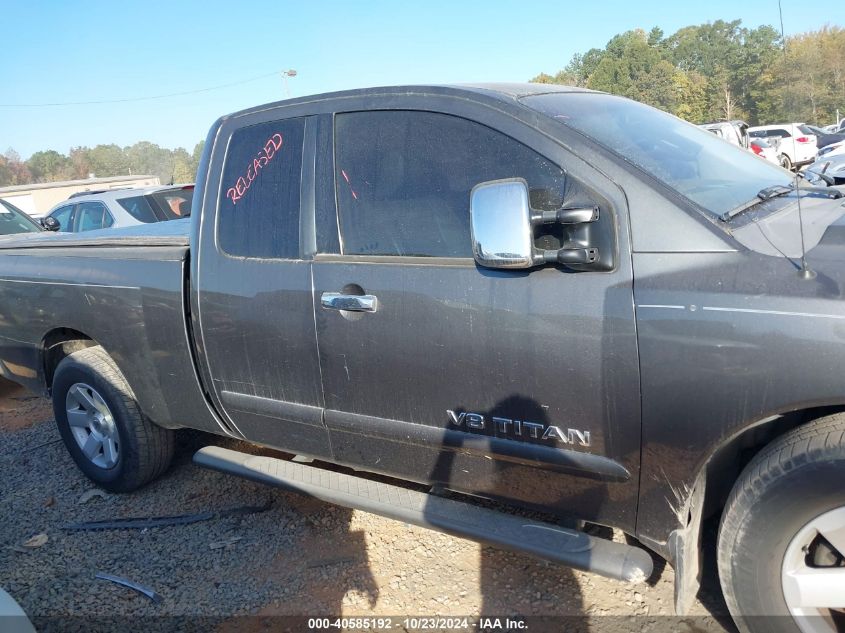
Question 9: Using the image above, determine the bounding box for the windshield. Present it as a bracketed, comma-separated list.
[524, 92, 793, 218]
[0, 199, 42, 234]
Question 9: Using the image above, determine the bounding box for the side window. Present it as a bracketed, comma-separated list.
[333, 111, 567, 257]
[76, 202, 112, 231]
[218, 118, 305, 258]
[117, 195, 158, 223]
[772, 128, 791, 138]
[50, 205, 74, 232]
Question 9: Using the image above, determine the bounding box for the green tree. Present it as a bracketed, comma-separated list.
[26, 150, 72, 182]
[82, 144, 130, 178]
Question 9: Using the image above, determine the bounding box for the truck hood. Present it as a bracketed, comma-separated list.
[730, 191, 845, 260]
[0, 218, 190, 250]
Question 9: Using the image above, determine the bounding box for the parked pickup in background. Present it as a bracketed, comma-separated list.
[0, 84, 844, 633]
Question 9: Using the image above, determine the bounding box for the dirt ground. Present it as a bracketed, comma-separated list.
[0, 377, 735, 633]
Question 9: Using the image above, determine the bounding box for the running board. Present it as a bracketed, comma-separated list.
[193, 446, 653, 583]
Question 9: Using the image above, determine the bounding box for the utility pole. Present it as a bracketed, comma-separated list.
[281, 70, 298, 98]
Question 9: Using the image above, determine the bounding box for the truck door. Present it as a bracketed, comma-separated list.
[312, 108, 641, 529]
[194, 115, 330, 458]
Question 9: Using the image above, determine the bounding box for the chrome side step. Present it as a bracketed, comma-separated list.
[193, 445, 653, 583]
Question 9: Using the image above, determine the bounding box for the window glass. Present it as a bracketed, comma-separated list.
[76, 202, 112, 231]
[525, 93, 792, 219]
[50, 205, 74, 232]
[218, 118, 304, 258]
[150, 187, 193, 219]
[118, 195, 159, 223]
[334, 111, 567, 257]
[0, 199, 41, 234]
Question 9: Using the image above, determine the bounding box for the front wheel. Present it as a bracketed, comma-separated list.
[52, 346, 174, 492]
[717, 414, 845, 633]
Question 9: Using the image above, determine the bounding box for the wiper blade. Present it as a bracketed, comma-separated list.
[719, 182, 843, 222]
[720, 184, 793, 221]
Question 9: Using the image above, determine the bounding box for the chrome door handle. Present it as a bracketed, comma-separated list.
[321, 292, 378, 313]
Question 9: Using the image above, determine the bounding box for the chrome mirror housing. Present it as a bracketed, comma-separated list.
[470, 178, 534, 269]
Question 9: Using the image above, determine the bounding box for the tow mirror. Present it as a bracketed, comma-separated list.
[41, 217, 60, 232]
[469, 178, 601, 270]
[470, 179, 534, 268]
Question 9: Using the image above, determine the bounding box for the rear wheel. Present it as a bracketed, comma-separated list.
[52, 346, 174, 492]
[717, 413, 845, 633]
[780, 153, 794, 170]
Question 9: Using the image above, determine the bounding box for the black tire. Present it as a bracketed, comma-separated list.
[780, 153, 793, 171]
[717, 414, 845, 633]
[52, 346, 174, 492]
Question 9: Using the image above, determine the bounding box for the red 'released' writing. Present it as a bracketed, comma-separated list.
[225, 133, 283, 205]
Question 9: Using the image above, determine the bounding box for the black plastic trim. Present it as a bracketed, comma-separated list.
[325, 409, 630, 482]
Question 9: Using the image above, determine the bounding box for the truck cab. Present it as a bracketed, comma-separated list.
[1, 85, 844, 633]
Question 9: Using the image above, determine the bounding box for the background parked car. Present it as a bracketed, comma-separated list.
[817, 139, 845, 159]
[806, 152, 845, 185]
[747, 123, 818, 170]
[749, 138, 780, 165]
[699, 120, 749, 148]
[0, 198, 43, 235]
[799, 124, 845, 150]
[43, 185, 193, 233]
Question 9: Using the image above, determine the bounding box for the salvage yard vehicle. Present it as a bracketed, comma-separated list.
[0, 198, 42, 235]
[0, 84, 843, 633]
[749, 137, 781, 165]
[699, 120, 749, 148]
[41, 185, 193, 233]
[748, 123, 819, 170]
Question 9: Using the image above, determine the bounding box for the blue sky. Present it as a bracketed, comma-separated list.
[1, 0, 842, 158]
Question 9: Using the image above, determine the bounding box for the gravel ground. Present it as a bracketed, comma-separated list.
[0, 378, 736, 633]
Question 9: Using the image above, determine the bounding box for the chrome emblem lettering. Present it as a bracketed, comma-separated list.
[446, 410, 591, 447]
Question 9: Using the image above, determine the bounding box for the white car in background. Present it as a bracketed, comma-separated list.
[42, 185, 193, 233]
[749, 138, 780, 165]
[747, 123, 818, 170]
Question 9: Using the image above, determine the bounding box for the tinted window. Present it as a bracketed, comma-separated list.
[218, 118, 304, 258]
[0, 199, 41, 235]
[50, 205, 74, 232]
[334, 111, 567, 257]
[150, 187, 193, 219]
[76, 202, 113, 231]
[118, 195, 159, 223]
[525, 93, 792, 218]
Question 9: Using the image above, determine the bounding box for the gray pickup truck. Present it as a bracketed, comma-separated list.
[1, 84, 844, 633]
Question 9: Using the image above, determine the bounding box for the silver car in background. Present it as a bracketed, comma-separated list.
[43, 185, 193, 233]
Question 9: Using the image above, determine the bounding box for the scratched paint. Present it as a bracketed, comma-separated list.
[225, 133, 284, 205]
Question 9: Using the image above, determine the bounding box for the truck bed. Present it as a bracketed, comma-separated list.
[0, 217, 190, 251]
[0, 218, 222, 435]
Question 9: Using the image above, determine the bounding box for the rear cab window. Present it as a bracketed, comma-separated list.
[217, 118, 305, 258]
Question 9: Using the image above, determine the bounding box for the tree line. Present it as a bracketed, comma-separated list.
[532, 20, 845, 126]
[0, 141, 205, 188]
[3, 20, 842, 188]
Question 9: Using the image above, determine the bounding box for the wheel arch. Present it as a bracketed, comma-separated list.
[41, 327, 100, 394]
[670, 403, 845, 614]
